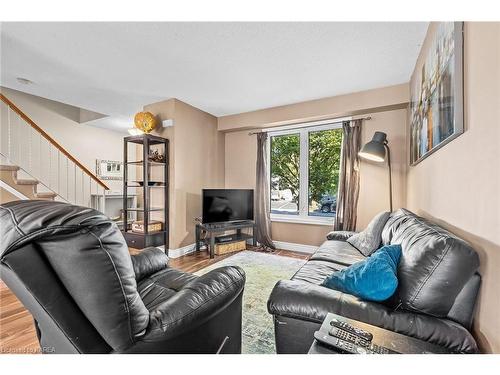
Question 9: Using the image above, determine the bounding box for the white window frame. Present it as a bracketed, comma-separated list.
[267, 117, 349, 226]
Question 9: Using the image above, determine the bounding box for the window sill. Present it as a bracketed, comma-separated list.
[270, 214, 334, 226]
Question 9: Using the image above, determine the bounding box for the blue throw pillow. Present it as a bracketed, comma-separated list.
[322, 244, 402, 302]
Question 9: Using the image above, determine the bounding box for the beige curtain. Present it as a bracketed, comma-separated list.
[334, 119, 362, 231]
[255, 132, 276, 250]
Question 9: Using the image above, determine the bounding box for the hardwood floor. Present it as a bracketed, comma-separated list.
[0, 247, 308, 354]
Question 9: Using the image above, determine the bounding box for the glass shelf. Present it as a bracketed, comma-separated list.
[125, 207, 164, 212]
[128, 230, 167, 235]
[126, 181, 166, 187]
[126, 160, 166, 165]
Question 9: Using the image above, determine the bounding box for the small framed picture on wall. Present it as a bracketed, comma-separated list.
[96, 159, 123, 180]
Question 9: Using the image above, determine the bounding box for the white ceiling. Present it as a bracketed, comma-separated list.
[1, 22, 428, 132]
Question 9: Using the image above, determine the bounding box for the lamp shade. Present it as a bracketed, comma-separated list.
[359, 131, 387, 162]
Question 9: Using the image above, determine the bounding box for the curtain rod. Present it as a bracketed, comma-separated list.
[248, 116, 372, 135]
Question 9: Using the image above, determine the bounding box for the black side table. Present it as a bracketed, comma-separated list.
[195, 221, 257, 259]
[308, 313, 453, 354]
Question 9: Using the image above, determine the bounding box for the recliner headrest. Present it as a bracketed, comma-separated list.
[0, 200, 150, 351]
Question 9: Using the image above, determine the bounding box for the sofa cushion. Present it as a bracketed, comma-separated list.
[322, 245, 402, 302]
[137, 267, 197, 311]
[326, 231, 357, 241]
[347, 211, 391, 256]
[132, 247, 169, 282]
[310, 240, 366, 266]
[292, 260, 348, 285]
[146, 266, 246, 342]
[384, 209, 480, 318]
[267, 280, 478, 353]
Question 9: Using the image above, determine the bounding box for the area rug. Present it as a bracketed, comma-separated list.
[195, 251, 307, 354]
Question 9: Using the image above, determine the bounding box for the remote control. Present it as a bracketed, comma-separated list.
[329, 317, 373, 341]
[314, 331, 399, 354]
[328, 327, 370, 347]
[368, 343, 399, 354]
[314, 331, 370, 354]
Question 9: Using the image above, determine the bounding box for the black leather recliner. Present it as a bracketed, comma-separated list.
[0, 200, 246, 354]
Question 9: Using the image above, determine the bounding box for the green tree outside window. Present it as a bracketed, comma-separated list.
[270, 128, 343, 216]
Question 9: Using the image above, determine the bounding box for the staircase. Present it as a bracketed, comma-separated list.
[0, 93, 109, 210]
[0, 164, 57, 202]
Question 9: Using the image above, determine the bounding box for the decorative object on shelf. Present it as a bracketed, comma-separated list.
[148, 149, 166, 163]
[359, 131, 393, 212]
[134, 111, 157, 134]
[132, 220, 163, 234]
[96, 159, 123, 180]
[410, 22, 464, 165]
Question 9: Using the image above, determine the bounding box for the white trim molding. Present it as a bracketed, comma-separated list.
[268, 119, 347, 226]
[169, 243, 196, 258]
[156, 243, 197, 258]
[272, 240, 318, 254]
[262, 116, 352, 134]
[159, 240, 318, 258]
[271, 214, 334, 226]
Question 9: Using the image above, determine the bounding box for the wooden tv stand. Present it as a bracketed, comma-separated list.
[195, 221, 257, 259]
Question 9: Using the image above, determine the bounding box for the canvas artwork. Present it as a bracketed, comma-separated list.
[410, 22, 464, 165]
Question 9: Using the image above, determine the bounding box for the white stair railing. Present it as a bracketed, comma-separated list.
[0, 93, 109, 211]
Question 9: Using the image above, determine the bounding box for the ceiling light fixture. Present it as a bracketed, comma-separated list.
[16, 77, 34, 85]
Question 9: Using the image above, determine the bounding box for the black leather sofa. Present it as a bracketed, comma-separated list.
[0, 200, 246, 354]
[268, 209, 481, 353]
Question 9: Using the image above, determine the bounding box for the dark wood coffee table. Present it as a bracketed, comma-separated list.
[308, 313, 453, 354]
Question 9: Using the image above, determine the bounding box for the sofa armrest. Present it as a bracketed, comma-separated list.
[131, 247, 169, 281]
[144, 266, 245, 341]
[326, 230, 357, 241]
[267, 279, 478, 353]
[267, 279, 346, 323]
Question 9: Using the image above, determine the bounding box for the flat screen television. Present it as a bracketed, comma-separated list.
[202, 189, 254, 224]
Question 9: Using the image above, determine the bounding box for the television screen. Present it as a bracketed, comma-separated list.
[202, 189, 254, 224]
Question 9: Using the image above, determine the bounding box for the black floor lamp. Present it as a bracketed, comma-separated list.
[358, 131, 393, 212]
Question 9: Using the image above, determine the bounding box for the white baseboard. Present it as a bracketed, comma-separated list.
[159, 240, 317, 258]
[272, 240, 318, 254]
[158, 243, 196, 258]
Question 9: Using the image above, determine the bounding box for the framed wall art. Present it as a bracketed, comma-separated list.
[96, 159, 123, 180]
[410, 22, 464, 165]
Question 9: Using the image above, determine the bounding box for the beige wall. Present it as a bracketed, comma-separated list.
[406, 22, 500, 353]
[144, 99, 224, 249]
[224, 86, 409, 246]
[218, 83, 408, 131]
[1, 87, 126, 192]
[172, 100, 225, 248]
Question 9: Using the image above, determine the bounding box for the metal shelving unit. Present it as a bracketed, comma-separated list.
[122, 134, 169, 252]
